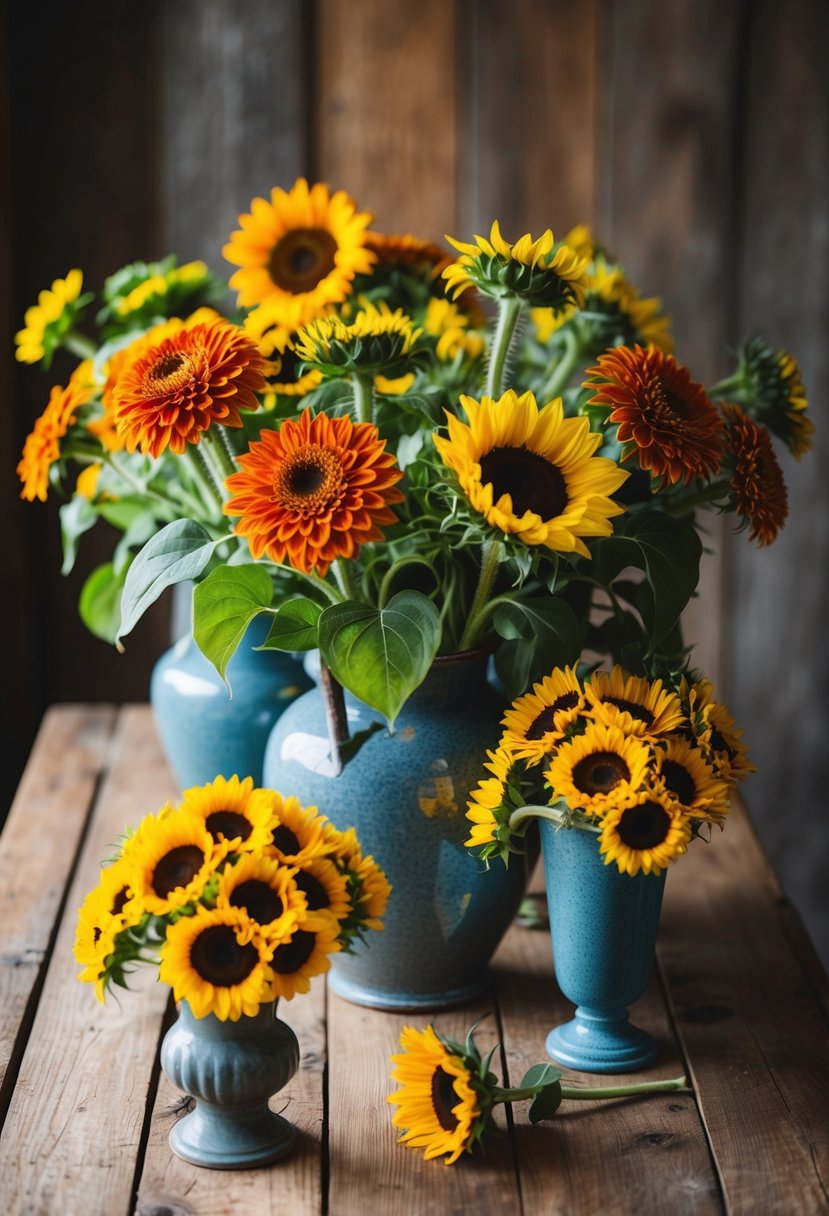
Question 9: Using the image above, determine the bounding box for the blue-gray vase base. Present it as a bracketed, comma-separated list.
[329, 966, 490, 1012]
[168, 1101, 297, 1169]
[546, 1007, 659, 1073]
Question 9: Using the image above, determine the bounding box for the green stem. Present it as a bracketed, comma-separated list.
[540, 326, 582, 400]
[199, 434, 233, 502]
[560, 1076, 690, 1100]
[353, 373, 375, 425]
[307, 569, 346, 605]
[333, 559, 359, 601]
[508, 804, 600, 834]
[486, 296, 523, 398]
[707, 373, 742, 399]
[665, 478, 730, 518]
[458, 538, 503, 652]
[101, 454, 176, 515]
[63, 330, 97, 361]
[181, 448, 224, 522]
[207, 426, 240, 478]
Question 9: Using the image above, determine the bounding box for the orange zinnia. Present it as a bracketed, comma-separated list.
[224, 408, 404, 575]
[18, 380, 93, 502]
[112, 319, 267, 458]
[721, 403, 788, 546]
[585, 345, 724, 485]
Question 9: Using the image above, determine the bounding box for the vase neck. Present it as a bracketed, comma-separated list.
[406, 652, 492, 709]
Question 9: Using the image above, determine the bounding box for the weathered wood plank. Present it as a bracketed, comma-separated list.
[493, 870, 723, 1215]
[658, 799, 829, 1215]
[0, 705, 117, 1117]
[314, 0, 458, 238]
[326, 988, 520, 1214]
[0, 707, 177, 1216]
[135, 977, 325, 1216]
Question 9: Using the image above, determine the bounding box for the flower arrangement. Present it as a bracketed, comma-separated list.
[466, 664, 751, 875]
[15, 178, 810, 731]
[74, 774, 389, 1018]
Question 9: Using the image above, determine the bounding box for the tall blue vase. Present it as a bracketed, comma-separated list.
[541, 819, 666, 1073]
[150, 615, 312, 791]
[263, 652, 532, 1010]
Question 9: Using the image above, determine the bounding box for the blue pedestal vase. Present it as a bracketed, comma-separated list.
[263, 652, 532, 1011]
[541, 819, 666, 1073]
[150, 616, 312, 791]
[160, 999, 300, 1169]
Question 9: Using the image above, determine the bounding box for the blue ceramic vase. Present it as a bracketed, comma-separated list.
[263, 652, 532, 1010]
[159, 999, 299, 1169]
[541, 819, 666, 1073]
[150, 616, 312, 791]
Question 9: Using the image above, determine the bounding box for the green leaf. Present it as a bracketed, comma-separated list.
[117, 519, 220, 645]
[60, 495, 98, 575]
[520, 1063, 562, 1089]
[493, 596, 582, 699]
[318, 590, 441, 727]
[79, 562, 130, 643]
[261, 597, 323, 652]
[193, 564, 274, 685]
[97, 495, 151, 532]
[528, 1082, 563, 1124]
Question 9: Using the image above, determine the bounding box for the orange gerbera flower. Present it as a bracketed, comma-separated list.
[112, 319, 266, 458]
[18, 380, 93, 501]
[224, 408, 404, 575]
[585, 345, 724, 485]
[721, 403, 788, 546]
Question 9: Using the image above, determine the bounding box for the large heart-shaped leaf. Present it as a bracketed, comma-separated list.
[318, 590, 441, 727]
[493, 595, 583, 698]
[193, 564, 274, 686]
[260, 597, 323, 652]
[80, 562, 130, 644]
[117, 519, 220, 645]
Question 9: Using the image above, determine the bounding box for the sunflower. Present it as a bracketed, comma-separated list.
[545, 722, 653, 816]
[75, 463, 102, 500]
[443, 221, 589, 311]
[500, 666, 585, 762]
[728, 335, 813, 458]
[126, 808, 223, 916]
[585, 345, 725, 485]
[179, 774, 277, 854]
[434, 390, 627, 558]
[268, 913, 341, 1000]
[74, 893, 123, 999]
[293, 302, 423, 378]
[388, 1024, 481, 1165]
[216, 853, 307, 946]
[223, 178, 375, 325]
[266, 793, 332, 867]
[655, 735, 730, 822]
[112, 318, 267, 458]
[242, 307, 323, 398]
[720, 403, 788, 546]
[17, 379, 94, 502]
[364, 231, 452, 276]
[112, 260, 213, 323]
[224, 407, 404, 575]
[348, 853, 392, 931]
[159, 904, 274, 1020]
[598, 791, 691, 876]
[585, 668, 684, 738]
[15, 269, 89, 366]
[465, 747, 515, 848]
[423, 297, 484, 362]
[292, 856, 352, 923]
[696, 700, 754, 783]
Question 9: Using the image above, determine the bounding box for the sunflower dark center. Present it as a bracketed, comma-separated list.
[149, 352, 186, 380]
[190, 924, 259, 986]
[270, 228, 338, 294]
[111, 886, 130, 916]
[617, 803, 672, 850]
[431, 1066, 460, 1132]
[205, 810, 252, 842]
[526, 692, 580, 740]
[602, 695, 654, 727]
[295, 870, 331, 911]
[661, 760, 696, 805]
[230, 879, 282, 925]
[271, 929, 316, 975]
[479, 446, 567, 520]
[572, 751, 630, 795]
[276, 346, 301, 384]
[152, 845, 205, 898]
[271, 824, 301, 856]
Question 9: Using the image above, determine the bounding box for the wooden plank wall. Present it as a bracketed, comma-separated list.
[7, 0, 828, 962]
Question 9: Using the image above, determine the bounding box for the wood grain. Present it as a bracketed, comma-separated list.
[0, 707, 177, 1216]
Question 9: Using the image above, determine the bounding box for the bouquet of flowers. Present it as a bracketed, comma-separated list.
[16, 177, 810, 733]
[74, 774, 389, 1017]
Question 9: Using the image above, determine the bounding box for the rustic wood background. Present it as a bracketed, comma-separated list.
[6, 0, 828, 962]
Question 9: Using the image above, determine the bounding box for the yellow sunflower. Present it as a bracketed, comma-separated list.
[423, 297, 484, 362]
[465, 746, 514, 848]
[598, 791, 691, 876]
[267, 793, 332, 867]
[159, 904, 274, 1020]
[585, 668, 684, 738]
[655, 735, 730, 823]
[292, 856, 352, 923]
[126, 808, 224, 916]
[268, 913, 341, 1000]
[443, 221, 589, 311]
[434, 390, 628, 558]
[728, 335, 813, 459]
[349, 853, 392, 931]
[216, 853, 307, 947]
[500, 666, 585, 761]
[545, 722, 653, 816]
[17, 379, 94, 502]
[243, 307, 323, 398]
[388, 1024, 481, 1165]
[179, 774, 277, 853]
[15, 269, 88, 366]
[697, 700, 754, 783]
[223, 178, 375, 325]
[293, 301, 423, 378]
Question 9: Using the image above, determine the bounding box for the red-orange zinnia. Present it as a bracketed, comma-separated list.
[18, 380, 93, 502]
[224, 408, 404, 575]
[585, 345, 724, 485]
[112, 319, 267, 458]
[721, 402, 788, 546]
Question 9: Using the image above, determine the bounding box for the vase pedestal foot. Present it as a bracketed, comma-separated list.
[329, 967, 490, 1012]
[546, 1006, 659, 1074]
[169, 1101, 297, 1169]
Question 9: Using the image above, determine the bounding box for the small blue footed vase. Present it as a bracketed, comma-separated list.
[541, 819, 666, 1073]
[150, 615, 313, 791]
[263, 651, 533, 1010]
[160, 999, 299, 1169]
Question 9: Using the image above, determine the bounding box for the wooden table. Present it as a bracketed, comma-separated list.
[1, 705, 828, 1215]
